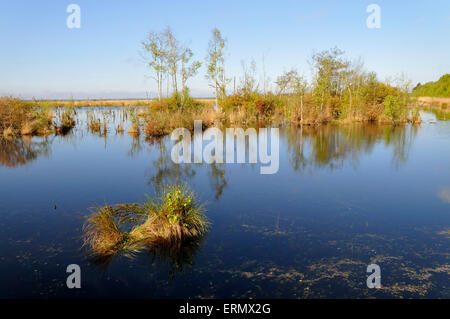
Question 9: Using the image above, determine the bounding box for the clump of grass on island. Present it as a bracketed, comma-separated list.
[143, 92, 217, 137]
[0, 97, 76, 137]
[83, 184, 209, 258]
[127, 108, 141, 135]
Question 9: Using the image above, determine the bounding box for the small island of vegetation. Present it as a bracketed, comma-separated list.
[83, 184, 209, 259]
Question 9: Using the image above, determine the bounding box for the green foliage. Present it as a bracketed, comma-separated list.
[142, 28, 201, 101]
[167, 89, 202, 111]
[383, 95, 406, 122]
[0, 97, 55, 135]
[413, 74, 450, 97]
[206, 28, 227, 104]
[151, 184, 207, 235]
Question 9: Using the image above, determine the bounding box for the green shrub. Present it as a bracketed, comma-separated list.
[383, 95, 406, 122]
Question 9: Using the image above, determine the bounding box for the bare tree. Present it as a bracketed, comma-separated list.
[239, 59, 258, 96]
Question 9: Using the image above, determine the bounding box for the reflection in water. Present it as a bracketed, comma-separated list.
[0, 136, 50, 167]
[438, 187, 450, 203]
[127, 133, 143, 157]
[286, 124, 418, 172]
[208, 162, 227, 200]
[145, 137, 228, 201]
[1, 107, 449, 298]
[89, 238, 204, 278]
[429, 108, 450, 121]
[145, 239, 204, 278]
[146, 137, 196, 189]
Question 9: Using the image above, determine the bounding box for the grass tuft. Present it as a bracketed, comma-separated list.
[83, 184, 209, 259]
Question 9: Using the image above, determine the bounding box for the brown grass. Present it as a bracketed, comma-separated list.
[416, 97, 450, 107]
[83, 184, 209, 258]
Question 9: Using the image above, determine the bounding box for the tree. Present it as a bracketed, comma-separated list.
[275, 69, 299, 96]
[181, 48, 201, 94]
[292, 75, 308, 124]
[206, 28, 227, 109]
[239, 59, 258, 96]
[141, 31, 167, 101]
[383, 95, 405, 122]
[310, 47, 349, 111]
[142, 27, 201, 103]
[163, 27, 182, 95]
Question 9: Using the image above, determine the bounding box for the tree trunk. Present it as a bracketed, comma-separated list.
[300, 94, 303, 125]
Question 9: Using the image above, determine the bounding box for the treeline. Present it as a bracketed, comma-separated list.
[141, 27, 419, 134]
[0, 28, 421, 138]
[413, 74, 450, 97]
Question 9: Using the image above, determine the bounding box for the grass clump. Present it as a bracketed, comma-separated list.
[83, 205, 131, 256]
[83, 184, 209, 259]
[130, 185, 208, 245]
[0, 97, 77, 136]
[55, 109, 76, 134]
[0, 97, 48, 136]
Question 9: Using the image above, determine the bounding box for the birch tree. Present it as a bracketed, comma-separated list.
[163, 27, 181, 95]
[206, 28, 227, 109]
[141, 31, 167, 101]
[181, 47, 201, 94]
[293, 75, 308, 124]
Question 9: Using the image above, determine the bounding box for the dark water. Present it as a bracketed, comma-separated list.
[0, 109, 449, 298]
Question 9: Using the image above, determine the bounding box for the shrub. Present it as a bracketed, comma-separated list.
[383, 95, 406, 122]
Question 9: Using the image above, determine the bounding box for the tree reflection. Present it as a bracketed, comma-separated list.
[145, 137, 228, 201]
[286, 124, 418, 172]
[146, 136, 196, 189]
[0, 136, 50, 168]
[208, 162, 227, 200]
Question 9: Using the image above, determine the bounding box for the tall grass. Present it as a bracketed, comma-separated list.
[0, 97, 76, 137]
[83, 184, 209, 258]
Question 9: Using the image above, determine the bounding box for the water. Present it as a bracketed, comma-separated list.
[0, 108, 449, 298]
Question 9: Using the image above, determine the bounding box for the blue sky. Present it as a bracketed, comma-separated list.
[1, 0, 449, 99]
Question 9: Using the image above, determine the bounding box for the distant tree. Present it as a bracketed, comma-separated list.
[292, 75, 309, 124]
[141, 31, 167, 101]
[239, 59, 259, 96]
[181, 48, 201, 94]
[383, 95, 405, 122]
[310, 47, 350, 110]
[275, 69, 299, 96]
[163, 27, 182, 95]
[142, 27, 201, 103]
[412, 74, 450, 97]
[206, 28, 227, 108]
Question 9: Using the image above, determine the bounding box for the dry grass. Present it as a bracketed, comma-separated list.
[0, 97, 57, 136]
[127, 124, 140, 135]
[416, 97, 450, 107]
[83, 184, 209, 258]
[83, 206, 130, 256]
[89, 119, 101, 133]
[38, 98, 215, 108]
[144, 106, 218, 137]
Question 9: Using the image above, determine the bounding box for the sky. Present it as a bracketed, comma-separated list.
[0, 0, 449, 99]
